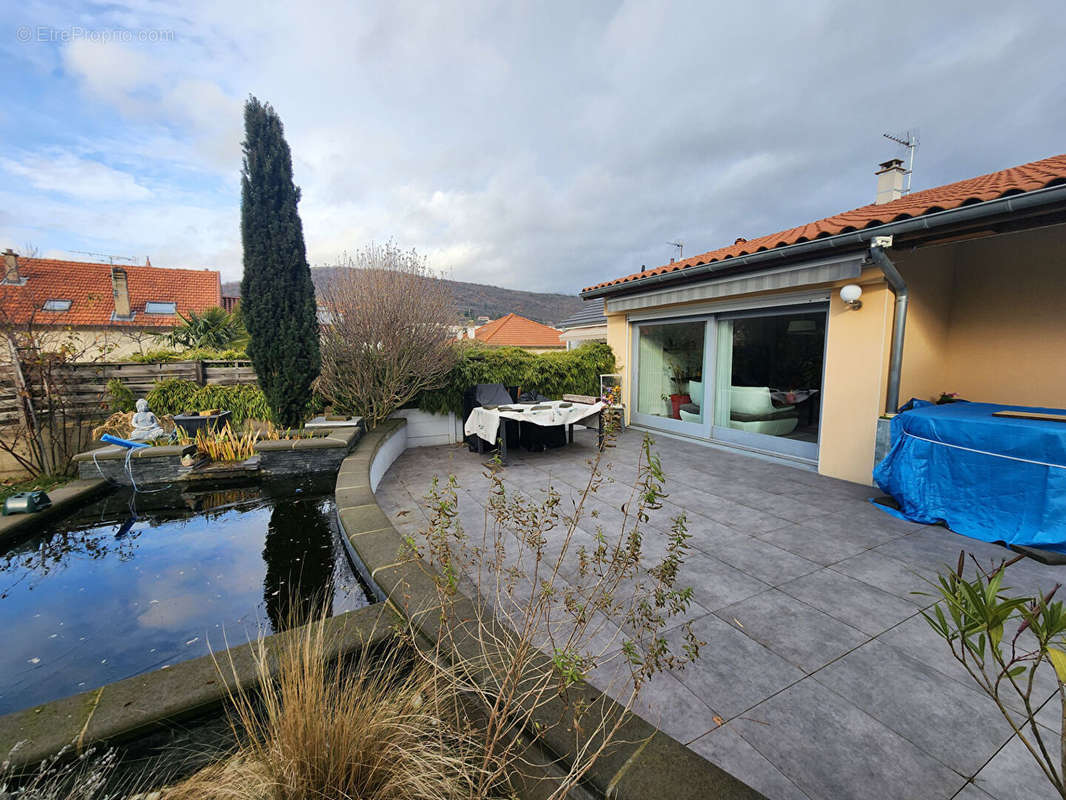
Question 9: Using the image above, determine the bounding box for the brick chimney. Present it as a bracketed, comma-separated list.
[111, 267, 132, 318]
[2, 249, 21, 284]
[875, 158, 906, 205]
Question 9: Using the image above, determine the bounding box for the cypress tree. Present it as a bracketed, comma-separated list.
[239, 96, 320, 427]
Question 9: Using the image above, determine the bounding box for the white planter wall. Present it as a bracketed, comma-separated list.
[389, 408, 463, 447]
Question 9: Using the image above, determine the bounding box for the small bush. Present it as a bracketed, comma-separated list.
[105, 378, 135, 412]
[413, 341, 615, 416]
[146, 380, 271, 424]
[124, 347, 248, 363]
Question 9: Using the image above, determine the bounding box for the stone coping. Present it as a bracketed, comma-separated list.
[0, 478, 111, 547]
[337, 419, 765, 800]
[0, 602, 397, 769]
[73, 425, 361, 462]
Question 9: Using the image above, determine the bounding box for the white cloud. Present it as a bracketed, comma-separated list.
[0, 151, 152, 200]
[2, 0, 1064, 291]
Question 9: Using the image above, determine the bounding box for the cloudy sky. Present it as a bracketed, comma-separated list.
[2, 1, 1063, 293]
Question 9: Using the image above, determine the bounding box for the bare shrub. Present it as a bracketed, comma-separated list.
[314, 243, 457, 428]
[404, 420, 702, 799]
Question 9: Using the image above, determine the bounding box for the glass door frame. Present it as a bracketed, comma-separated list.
[629, 315, 715, 439]
[709, 304, 829, 462]
[628, 304, 829, 463]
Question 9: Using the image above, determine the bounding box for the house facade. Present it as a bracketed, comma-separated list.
[581, 154, 1066, 485]
[0, 252, 223, 359]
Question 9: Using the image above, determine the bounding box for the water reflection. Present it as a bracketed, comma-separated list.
[0, 478, 371, 715]
[263, 496, 336, 632]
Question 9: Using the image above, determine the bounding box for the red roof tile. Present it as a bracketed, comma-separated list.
[474, 313, 564, 348]
[0, 257, 222, 328]
[583, 153, 1066, 293]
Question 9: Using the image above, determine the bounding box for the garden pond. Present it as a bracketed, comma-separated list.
[0, 475, 373, 715]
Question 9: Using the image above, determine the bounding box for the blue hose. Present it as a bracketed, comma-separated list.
[101, 434, 149, 449]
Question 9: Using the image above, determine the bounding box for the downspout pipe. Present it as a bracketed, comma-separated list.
[868, 243, 907, 415]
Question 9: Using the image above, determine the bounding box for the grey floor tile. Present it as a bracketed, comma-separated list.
[814, 640, 1015, 775]
[690, 724, 813, 800]
[829, 549, 940, 606]
[705, 536, 822, 586]
[952, 785, 997, 799]
[968, 732, 1062, 800]
[678, 551, 771, 612]
[779, 568, 921, 635]
[873, 528, 1013, 577]
[754, 522, 872, 566]
[731, 680, 966, 800]
[668, 614, 805, 719]
[715, 589, 868, 673]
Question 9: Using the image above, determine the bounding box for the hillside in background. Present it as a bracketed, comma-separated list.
[222, 267, 585, 325]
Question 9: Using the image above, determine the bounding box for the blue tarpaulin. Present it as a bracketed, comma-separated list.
[873, 400, 1066, 552]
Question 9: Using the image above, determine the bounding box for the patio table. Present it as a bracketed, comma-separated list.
[465, 399, 606, 463]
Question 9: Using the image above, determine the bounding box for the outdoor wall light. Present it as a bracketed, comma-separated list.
[840, 283, 863, 309]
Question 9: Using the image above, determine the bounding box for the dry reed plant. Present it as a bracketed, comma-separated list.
[165, 616, 487, 800]
[404, 417, 703, 799]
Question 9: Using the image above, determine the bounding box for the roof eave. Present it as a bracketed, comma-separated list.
[582, 183, 1066, 300]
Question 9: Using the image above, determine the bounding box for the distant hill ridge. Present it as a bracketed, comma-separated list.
[222, 266, 584, 326]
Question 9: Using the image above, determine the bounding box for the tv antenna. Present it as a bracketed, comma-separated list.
[667, 241, 684, 260]
[882, 130, 919, 194]
[69, 250, 140, 266]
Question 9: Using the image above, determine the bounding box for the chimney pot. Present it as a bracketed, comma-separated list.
[734, 237, 748, 245]
[875, 158, 906, 204]
[111, 267, 132, 319]
[2, 249, 21, 284]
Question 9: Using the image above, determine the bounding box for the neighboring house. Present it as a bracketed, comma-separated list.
[557, 300, 607, 350]
[467, 312, 565, 352]
[581, 153, 1066, 484]
[0, 251, 223, 358]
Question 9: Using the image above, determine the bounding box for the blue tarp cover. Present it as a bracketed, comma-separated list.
[873, 400, 1066, 551]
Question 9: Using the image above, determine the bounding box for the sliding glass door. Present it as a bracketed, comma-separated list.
[630, 305, 827, 462]
[631, 318, 712, 436]
[711, 308, 827, 460]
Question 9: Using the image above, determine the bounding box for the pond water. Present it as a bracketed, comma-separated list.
[0, 477, 373, 715]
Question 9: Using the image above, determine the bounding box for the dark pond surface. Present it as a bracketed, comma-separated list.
[0, 476, 373, 715]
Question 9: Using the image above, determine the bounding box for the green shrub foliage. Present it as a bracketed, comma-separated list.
[123, 347, 248, 363]
[413, 341, 615, 416]
[105, 378, 136, 412]
[146, 379, 271, 424]
[239, 96, 320, 427]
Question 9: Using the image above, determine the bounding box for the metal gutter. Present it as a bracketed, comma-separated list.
[868, 243, 907, 414]
[581, 183, 1066, 300]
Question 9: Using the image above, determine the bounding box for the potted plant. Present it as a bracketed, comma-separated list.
[668, 362, 691, 419]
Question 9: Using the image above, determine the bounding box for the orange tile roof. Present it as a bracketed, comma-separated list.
[583, 153, 1066, 293]
[474, 313, 564, 348]
[0, 257, 222, 328]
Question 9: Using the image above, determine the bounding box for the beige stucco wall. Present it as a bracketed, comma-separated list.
[942, 226, 1066, 406]
[606, 312, 630, 423]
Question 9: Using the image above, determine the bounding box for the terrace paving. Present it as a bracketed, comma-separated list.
[376, 427, 1065, 800]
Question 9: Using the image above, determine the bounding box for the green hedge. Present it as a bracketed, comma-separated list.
[146, 379, 271, 424]
[413, 341, 615, 417]
[123, 347, 248, 363]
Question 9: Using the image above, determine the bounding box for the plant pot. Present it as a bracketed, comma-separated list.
[174, 409, 232, 436]
[670, 394, 691, 420]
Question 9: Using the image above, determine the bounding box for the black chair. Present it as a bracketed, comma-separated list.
[463, 383, 520, 452]
[516, 390, 566, 452]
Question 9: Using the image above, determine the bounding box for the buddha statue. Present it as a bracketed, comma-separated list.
[129, 398, 166, 441]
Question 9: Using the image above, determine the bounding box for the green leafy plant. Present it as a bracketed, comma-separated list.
[413, 341, 615, 417]
[124, 346, 248, 363]
[922, 552, 1066, 796]
[146, 380, 271, 424]
[105, 377, 135, 412]
[164, 306, 248, 350]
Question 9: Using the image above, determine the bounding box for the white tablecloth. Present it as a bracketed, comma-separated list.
[464, 400, 605, 445]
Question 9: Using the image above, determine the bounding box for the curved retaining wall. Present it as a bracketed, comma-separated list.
[338, 418, 765, 800]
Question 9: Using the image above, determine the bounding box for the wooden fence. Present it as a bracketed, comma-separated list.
[0, 360, 257, 424]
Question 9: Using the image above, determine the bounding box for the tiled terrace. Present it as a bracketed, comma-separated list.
[376, 428, 1065, 800]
